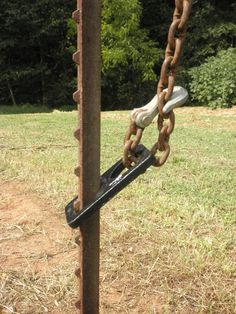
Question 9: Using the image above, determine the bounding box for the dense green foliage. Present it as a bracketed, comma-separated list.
[0, 0, 74, 107]
[0, 0, 235, 109]
[190, 48, 236, 108]
[101, 0, 161, 108]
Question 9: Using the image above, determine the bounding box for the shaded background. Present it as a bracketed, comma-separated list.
[0, 0, 235, 110]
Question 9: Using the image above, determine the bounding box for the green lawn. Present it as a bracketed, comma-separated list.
[0, 108, 236, 313]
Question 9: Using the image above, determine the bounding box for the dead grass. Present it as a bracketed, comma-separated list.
[0, 182, 78, 313]
[1, 267, 77, 314]
[0, 107, 236, 313]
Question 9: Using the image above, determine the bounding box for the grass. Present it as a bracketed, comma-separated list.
[0, 107, 236, 313]
[1, 266, 77, 313]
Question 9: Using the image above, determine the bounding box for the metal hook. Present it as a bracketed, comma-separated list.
[65, 144, 155, 228]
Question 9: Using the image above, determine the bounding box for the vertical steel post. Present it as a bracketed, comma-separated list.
[72, 0, 101, 313]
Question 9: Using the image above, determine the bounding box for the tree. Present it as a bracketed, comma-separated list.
[140, 0, 236, 68]
[189, 48, 236, 108]
[101, 0, 162, 109]
[0, 0, 74, 107]
[0, 0, 235, 109]
[185, 0, 236, 67]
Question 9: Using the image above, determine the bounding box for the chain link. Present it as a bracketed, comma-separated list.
[123, 122, 144, 167]
[123, 0, 192, 168]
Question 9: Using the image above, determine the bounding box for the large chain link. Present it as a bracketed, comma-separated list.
[123, 0, 192, 168]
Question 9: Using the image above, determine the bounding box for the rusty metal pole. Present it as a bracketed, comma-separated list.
[72, 0, 101, 313]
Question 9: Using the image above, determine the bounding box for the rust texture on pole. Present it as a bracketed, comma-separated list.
[73, 0, 101, 313]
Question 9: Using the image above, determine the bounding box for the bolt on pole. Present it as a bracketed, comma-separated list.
[72, 0, 101, 313]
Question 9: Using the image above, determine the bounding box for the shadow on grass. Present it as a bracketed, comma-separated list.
[0, 104, 76, 114]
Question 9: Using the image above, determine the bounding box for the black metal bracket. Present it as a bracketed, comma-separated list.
[65, 144, 155, 228]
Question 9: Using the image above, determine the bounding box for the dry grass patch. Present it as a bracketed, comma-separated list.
[0, 107, 235, 313]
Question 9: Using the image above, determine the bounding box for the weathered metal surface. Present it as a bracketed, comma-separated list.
[131, 86, 188, 129]
[162, 86, 188, 114]
[72, 0, 101, 313]
[65, 145, 155, 228]
[68, 0, 192, 311]
[123, 0, 192, 168]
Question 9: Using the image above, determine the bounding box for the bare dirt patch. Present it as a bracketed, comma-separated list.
[0, 180, 78, 313]
[0, 181, 164, 313]
[0, 181, 77, 273]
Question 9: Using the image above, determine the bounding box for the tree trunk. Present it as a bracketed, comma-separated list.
[40, 46, 46, 106]
[7, 80, 17, 106]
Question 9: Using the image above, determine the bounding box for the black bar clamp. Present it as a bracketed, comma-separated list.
[65, 144, 155, 228]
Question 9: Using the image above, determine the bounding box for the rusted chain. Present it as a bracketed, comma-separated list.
[123, 121, 144, 167]
[123, 0, 192, 167]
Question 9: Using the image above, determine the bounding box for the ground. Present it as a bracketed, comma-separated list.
[0, 181, 77, 271]
[0, 181, 78, 313]
[0, 107, 235, 313]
